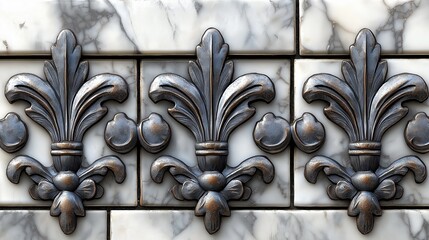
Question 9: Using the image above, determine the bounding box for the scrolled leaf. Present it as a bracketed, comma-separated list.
[150, 74, 207, 142]
[76, 156, 126, 184]
[376, 156, 426, 183]
[5, 74, 62, 141]
[216, 74, 274, 141]
[71, 74, 128, 141]
[150, 155, 200, 184]
[303, 73, 360, 141]
[304, 156, 353, 184]
[223, 156, 274, 184]
[7, 155, 55, 184]
[369, 73, 428, 140]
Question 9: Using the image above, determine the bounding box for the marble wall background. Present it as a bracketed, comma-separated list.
[1, 0, 429, 239]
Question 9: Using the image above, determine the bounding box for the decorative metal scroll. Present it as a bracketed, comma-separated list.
[303, 28, 428, 234]
[147, 28, 275, 234]
[4, 29, 128, 234]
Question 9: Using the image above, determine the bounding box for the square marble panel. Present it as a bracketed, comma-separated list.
[0, 210, 106, 240]
[300, 0, 429, 55]
[140, 60, 291, 207]
[111, 210, 429, 239]
[0, 60, 137, 206]
[294, 59, 429, 206]
[0, 0, 295, 55]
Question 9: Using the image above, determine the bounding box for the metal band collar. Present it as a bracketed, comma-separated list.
[51, 141, 83, 156]
[195, 141, 228, 156]
[348, 141, 381, 156]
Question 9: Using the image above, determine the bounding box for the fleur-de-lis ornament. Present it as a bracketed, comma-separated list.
[5, 30, 128, 234]
[303, 29, 428, 234]
[149, 28, 275, 234]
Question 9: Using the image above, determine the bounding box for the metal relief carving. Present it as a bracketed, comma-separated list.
[4, 30, 128, 234]
[253, 112, 325, 154]
[105, 113, 138, 153]
[148, 28, 275, 234]
[405, 112, 429, 153]
[0, 113, 28, 153]
[105, 112, 171, 153]
[253, 113, 291, 153]
[303, 28, 428, 234]
[291, 113, 325, 153]
[138, 113, 171, 153]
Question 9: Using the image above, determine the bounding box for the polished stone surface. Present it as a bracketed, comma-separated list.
[111, 210, 429, 240]
[0, 210, 106, 240]
[0, 0, 295, 54]
[300, 0, 429, 54]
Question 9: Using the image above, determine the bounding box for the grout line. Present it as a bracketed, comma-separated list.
[295, 0, 301, 59]
[107, 210, 111, 240]
[136, 59, 142, 207]
[289, 60, 295, 210]
[0, 53, 429, 60]
[2, 205, 429, 211]
[288, 0, 300, 211]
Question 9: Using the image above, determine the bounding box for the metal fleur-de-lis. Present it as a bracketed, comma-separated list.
[303, 29, 428, 234]
[4, 29, 128, 234]
[148, 28, 275, 234]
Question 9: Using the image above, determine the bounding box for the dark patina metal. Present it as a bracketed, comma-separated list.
[0, 113, 28, 153]
[4, 29, 128, 234]
[303, 28, 428, 234]
[405, 112, 429, 153]
[105, 112, 171, 154]
[253, 112, 325, 154]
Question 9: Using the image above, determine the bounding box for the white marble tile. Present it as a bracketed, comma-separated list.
[140, 60, 291, 207]
[111, 209, 429, 240]
[0, 210, 106, 240]
[294, 59, 429, 206]
[0, 0, 295, 54]
[300, 0, 429, 55]
[0, 60, 137, 206]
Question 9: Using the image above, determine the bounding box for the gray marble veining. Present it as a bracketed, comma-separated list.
[0, 210, 106, 240]
[111, 210, 429, 240]
[0, 0, 295, 54]
[300, 0, 429, 54]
